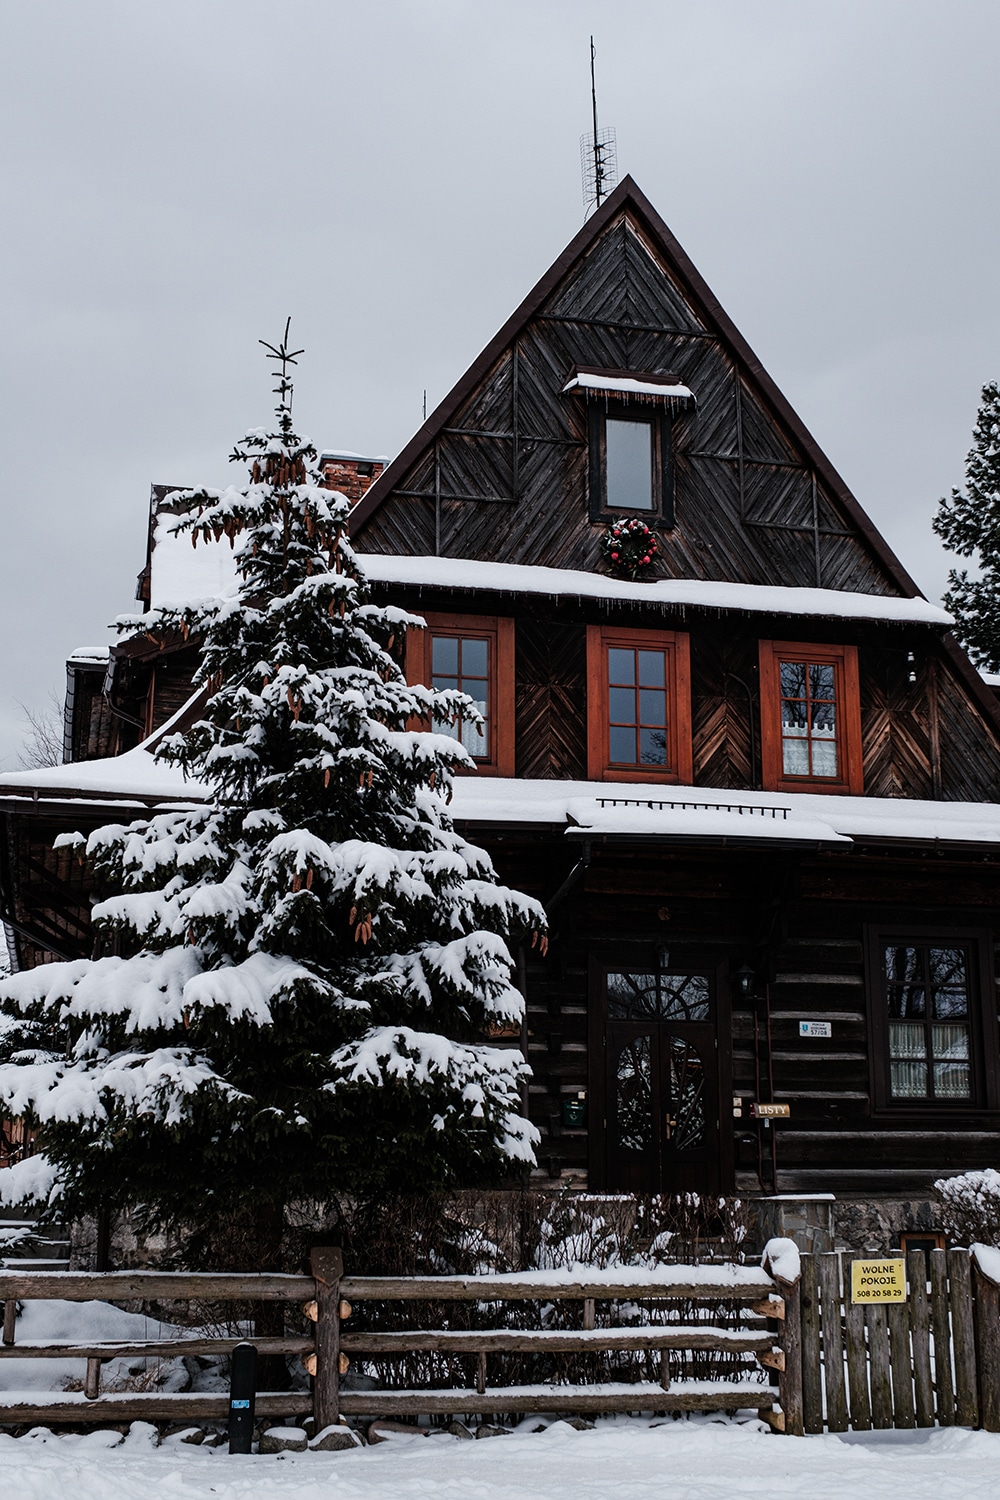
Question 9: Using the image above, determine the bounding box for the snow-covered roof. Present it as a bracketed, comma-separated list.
[446, 777, 1000, 848]
[980, 669, 1000, 689]
[360, 554, 953, 627]
[6, 748, 1000, 850]
[562, 372, 695, 402]
[146, 488, 950, 629]
[67, 647, 110, 666]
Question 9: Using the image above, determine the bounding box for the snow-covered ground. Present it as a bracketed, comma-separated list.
[2, 1416, 999, 1500]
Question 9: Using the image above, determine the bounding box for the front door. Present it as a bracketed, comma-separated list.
[604, 968, 721, 1194]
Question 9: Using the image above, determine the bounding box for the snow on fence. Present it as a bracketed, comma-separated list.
[785, 1248, 1000, 1435]
[0, 1249, 789, 1431]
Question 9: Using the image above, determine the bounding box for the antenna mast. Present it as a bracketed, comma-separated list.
[580, 36, 617, 218]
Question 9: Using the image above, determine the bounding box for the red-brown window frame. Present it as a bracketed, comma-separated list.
[758, 640, 863, 795]
[585, 625, 692, 784]
[405, 612, 515, 778]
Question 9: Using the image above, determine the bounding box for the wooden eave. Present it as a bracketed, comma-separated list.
[349, 175, 922, 606]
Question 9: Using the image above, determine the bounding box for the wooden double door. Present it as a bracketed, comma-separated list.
[599, 964, 724, 1195]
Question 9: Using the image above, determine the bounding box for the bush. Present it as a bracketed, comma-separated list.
[934, 1169, 1000, 1246]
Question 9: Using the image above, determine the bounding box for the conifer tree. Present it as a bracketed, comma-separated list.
[933, 381, 1000, 669]
[0, 329, 543, 1264]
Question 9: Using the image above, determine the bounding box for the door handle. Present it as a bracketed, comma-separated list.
[664, 1114, 678, 1140]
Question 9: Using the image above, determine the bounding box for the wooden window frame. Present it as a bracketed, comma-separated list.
[586, 625, 692, 784]
[588, 401, 675, 528]
[758, 640, 863, 795]
[405, 612, 515, 778]
[864, 925, 1000, 1116]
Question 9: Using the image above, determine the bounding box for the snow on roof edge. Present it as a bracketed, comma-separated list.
[358, 554, 953, 627]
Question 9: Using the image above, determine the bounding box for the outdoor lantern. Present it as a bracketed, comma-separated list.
[735, 963, 756, 1001]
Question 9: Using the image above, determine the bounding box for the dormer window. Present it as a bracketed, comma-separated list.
[562, 367, 694, 530]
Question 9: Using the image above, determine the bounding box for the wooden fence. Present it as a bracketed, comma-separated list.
[766, 1247, 1000, 1436]
[0, 1249, 783, 1430]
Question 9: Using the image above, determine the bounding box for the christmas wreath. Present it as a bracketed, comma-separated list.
[601, 517, 660, 579]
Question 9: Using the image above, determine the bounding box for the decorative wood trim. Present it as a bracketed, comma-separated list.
[405, 611, 515, 778]
[758, 640, 863, 795]
[585, 625, 692, 784]
[864, 924, 999, 1115]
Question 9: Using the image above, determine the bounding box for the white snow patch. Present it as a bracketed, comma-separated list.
[762, 1237, 801, 1284]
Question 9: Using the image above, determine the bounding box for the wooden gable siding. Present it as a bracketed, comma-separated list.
[356, 206, 898, 597]
[393, 576, 1000, 803]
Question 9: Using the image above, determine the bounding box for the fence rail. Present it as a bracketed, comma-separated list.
[0, 1250, 782, 1430]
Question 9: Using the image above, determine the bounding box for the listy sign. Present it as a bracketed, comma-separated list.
[749, 1102, 791, 1119]
[850, 1258, 907, 1303]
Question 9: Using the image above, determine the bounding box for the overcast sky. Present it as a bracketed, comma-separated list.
[2, 0, 999, 768]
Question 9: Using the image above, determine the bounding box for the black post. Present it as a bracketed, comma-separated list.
[229, 1341, 257, 1454]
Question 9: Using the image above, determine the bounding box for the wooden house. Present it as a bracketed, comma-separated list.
[5, 177, 1000, 1248]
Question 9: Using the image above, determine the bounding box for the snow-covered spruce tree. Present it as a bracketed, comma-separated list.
[0, 334, 544, 1266]
[933, 381, 1000, 669]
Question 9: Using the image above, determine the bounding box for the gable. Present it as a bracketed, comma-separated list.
[352, 178, 916, 599]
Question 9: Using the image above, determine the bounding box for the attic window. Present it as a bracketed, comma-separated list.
[564, 367, 692, 530]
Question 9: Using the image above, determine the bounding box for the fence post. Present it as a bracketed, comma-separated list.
[949, 1248, 979, 1429]
[799, 1253, 823, 1434]
[972, 1247, 1000, 1432]
[771, 1266, 803, 1436]
[311, 1246, 343, 1432]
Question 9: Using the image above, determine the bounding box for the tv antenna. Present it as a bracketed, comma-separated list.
[580, 36, 617, 218]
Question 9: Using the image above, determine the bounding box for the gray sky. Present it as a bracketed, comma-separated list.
[3, 0, 999, 768]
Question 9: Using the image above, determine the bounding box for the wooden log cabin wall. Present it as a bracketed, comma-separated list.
[4, 177, 1000, 1251]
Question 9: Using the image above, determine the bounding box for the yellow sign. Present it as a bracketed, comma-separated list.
[850, 1258, 907, 1303]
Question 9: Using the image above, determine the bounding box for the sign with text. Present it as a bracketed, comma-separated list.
[850, 1258, 907, 1303]
[799, 1020, 832, 1038]
[749, 1102, 791, 1119]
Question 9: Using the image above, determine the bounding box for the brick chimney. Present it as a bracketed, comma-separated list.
[318, 451, 387, 505]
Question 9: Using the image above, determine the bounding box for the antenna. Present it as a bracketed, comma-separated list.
[423, 389, 427, 422]
[580, 36, 617, 218]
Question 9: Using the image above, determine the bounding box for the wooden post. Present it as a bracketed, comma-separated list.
[799, 1253, 823, 1434]
[972, 1248, 1000, 1432]
[477, 1351, 487, 1396]
[843, 1256, 871, 1432]
[949, 1248, 979, 1429]
[929, 1248, 954, 1425]
[582, 1298, 595, 1331]
[818, 1253, 848, 1433]
[907, 1251, 934, 1428]
[311, 1246, 343, 1431]
[2, 1299, 15, 1345]
[84, 1357, 101, 1400]
[772, 1267, 803, 1436]
[866, 1305, 892, 1428]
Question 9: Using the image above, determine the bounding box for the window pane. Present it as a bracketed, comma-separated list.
[780, 662, 807, 698]
[810, 663, 835, 698]
[885, 947, 925, 1017]
[930, 949, 969, 1018]
[460, 637, 488, 678]
[609, 686, 636, 723]
[934, 1061, 971, 1098]
[668, 1037, 706, 1152]
[432, 674, 458, 692]
[782, 701, 808, 731]
[931, 1022, 969, 1061]
[608, 648, 635, 685]
[609, 726, 636, 763]
[660, 974, 711, 1021]
[891, 1059, 928, 1097]
[432, 636, 458, 673]
[890, 1020, 926, 1059]
[639, 688, 667, 726]
[616, 1034, 653, 1151]
[606, 419, 653, 510]
[639, 727, 668, 764]
[782, 737, 810, 776]
[638, 650, 665, 687]
[607, 972, 659, 1019]
[811, 737, 839, 777]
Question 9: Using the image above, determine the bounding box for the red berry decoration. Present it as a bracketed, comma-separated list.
[601, 517, 661, 580]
